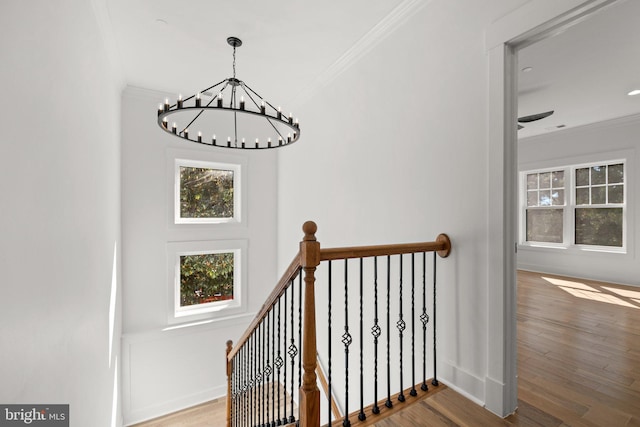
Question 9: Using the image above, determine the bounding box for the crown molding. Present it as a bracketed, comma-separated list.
[289, 0, 431, 109]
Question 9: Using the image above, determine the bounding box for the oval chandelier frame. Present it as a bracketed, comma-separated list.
[157, 37, 300, 150]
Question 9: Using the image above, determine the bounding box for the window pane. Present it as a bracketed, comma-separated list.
[608, 163, 624, 184]
[552, 189, 564, 206]
[591, 165, 606, 185]
[539, 172, 551, 189]
[576, 168, 590, 186]
[591, 186, 606, 204]
[609, 184, 624, 204]
[180, 166, 234, 218]
[575, 208, 622, 247]
[527, 190, 538, 207]
[526, 209, 563, 243]
[539, 190, 552, 206]
[576, 187, 589, 205]
[180, 253, 234, 307]
[527, 174, 538, 190]
[552, 171, 564, 188]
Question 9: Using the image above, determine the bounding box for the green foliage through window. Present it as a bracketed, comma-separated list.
[180, 252, 234, 307]
[180, 166, 234, 219]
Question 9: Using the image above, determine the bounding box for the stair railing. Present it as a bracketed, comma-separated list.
[226, 221, 451, 427]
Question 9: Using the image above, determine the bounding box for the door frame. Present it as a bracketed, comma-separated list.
[485, 0, 621, 416]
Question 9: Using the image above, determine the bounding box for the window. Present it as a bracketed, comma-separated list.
[167, 240, 247, 323]
[521, 161, 625, 251]
[574, 164, 624, 247]
[174, 159, 241, 224]
[166, 150, 248, 324]
[525, 170, 565, 243]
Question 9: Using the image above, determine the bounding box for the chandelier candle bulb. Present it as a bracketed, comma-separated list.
[227, 137, 231, 147]
[277, 106, 282, 120]
[278, 136, 283, 146]
[260, 101, 265, 114]
[177, 94, 183, 109]
[240, 96, 245, 110]
[172, 122, 177, 134]
[195, 93, 201, 107]
[287, 133, 291, 143]
[162, 118, 168, 129]
[184, 129, 189, 139]
[164, 98, 170, 112]
[197, 131, 202, 142]
[255, 138, 259, 148]
[158, 104, 163, 116]
[217, 93, 223, 107]
[288, 113, 293, 125]
[268, 137, 272, 148]
[212, 134, 216, 145]
[294, 118, 299, 128]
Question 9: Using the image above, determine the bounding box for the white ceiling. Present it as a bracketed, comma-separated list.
[106, 0, 640, 138]
[517, 0, 640, 138]
[107, 0, 408, 109]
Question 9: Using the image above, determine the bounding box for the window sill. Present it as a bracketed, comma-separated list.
[519, 243, 626, 255]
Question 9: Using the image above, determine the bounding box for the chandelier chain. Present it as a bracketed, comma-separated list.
[232, 45, 236, 79]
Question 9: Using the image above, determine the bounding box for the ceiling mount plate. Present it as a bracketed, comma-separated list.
[227, 37, 242, 48]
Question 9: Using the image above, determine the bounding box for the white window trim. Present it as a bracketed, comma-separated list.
[520, 160, 626, 253]
[167, 239, 248, 325]
[166, 147, 248, 232]
[174, 158, 242, 225]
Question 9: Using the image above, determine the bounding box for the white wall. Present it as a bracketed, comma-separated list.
[120, 87, 278, 424]
[518, 115, 640, 286]
[277, 0, 529, 409]
[0, 1, 123, 426]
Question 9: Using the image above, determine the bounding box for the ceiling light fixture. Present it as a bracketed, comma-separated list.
[157, 37, 300, 149]
[628, 89, 640, 96]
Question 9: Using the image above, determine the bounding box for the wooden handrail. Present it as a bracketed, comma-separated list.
[227, 253, 302, 361]
[320, 234, 451, 261]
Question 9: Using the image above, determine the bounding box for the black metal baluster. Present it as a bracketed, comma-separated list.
[371, 257, 381, 415]
[298, 273, 303, 393]
[260, 322, 264, 427]
[254, 324, 263, 425]
[420, 252, 429, 392]
[276, 298, 283, 425]
[328, 261, 333, 426]
[282, 287, 288, 425]
[358, 258, 366, 421]
[266, 310, 271, 427]
[271, 309, 276, 427]
[240, 346, 244, 427]
[250, 333, 254, 427]
[432, 252, 439, 387]
[385, 255, 392, 409]
[342, 259, 352, 427]
[410, 253, 417, 397]
[397, 255, 406, 403]
[288, 279, 297, 423]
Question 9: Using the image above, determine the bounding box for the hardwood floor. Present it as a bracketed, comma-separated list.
[133, 270, 640, 426]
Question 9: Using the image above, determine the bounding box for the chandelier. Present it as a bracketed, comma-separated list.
[157, 37, 300, 149]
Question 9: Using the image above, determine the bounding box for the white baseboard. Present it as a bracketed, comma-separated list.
[438, 360, 485, 406]
[123, 385, 226, 426]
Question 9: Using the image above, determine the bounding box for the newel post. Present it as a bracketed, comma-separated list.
[226, 340, 233, 427]
[299, 221, 321, 427]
